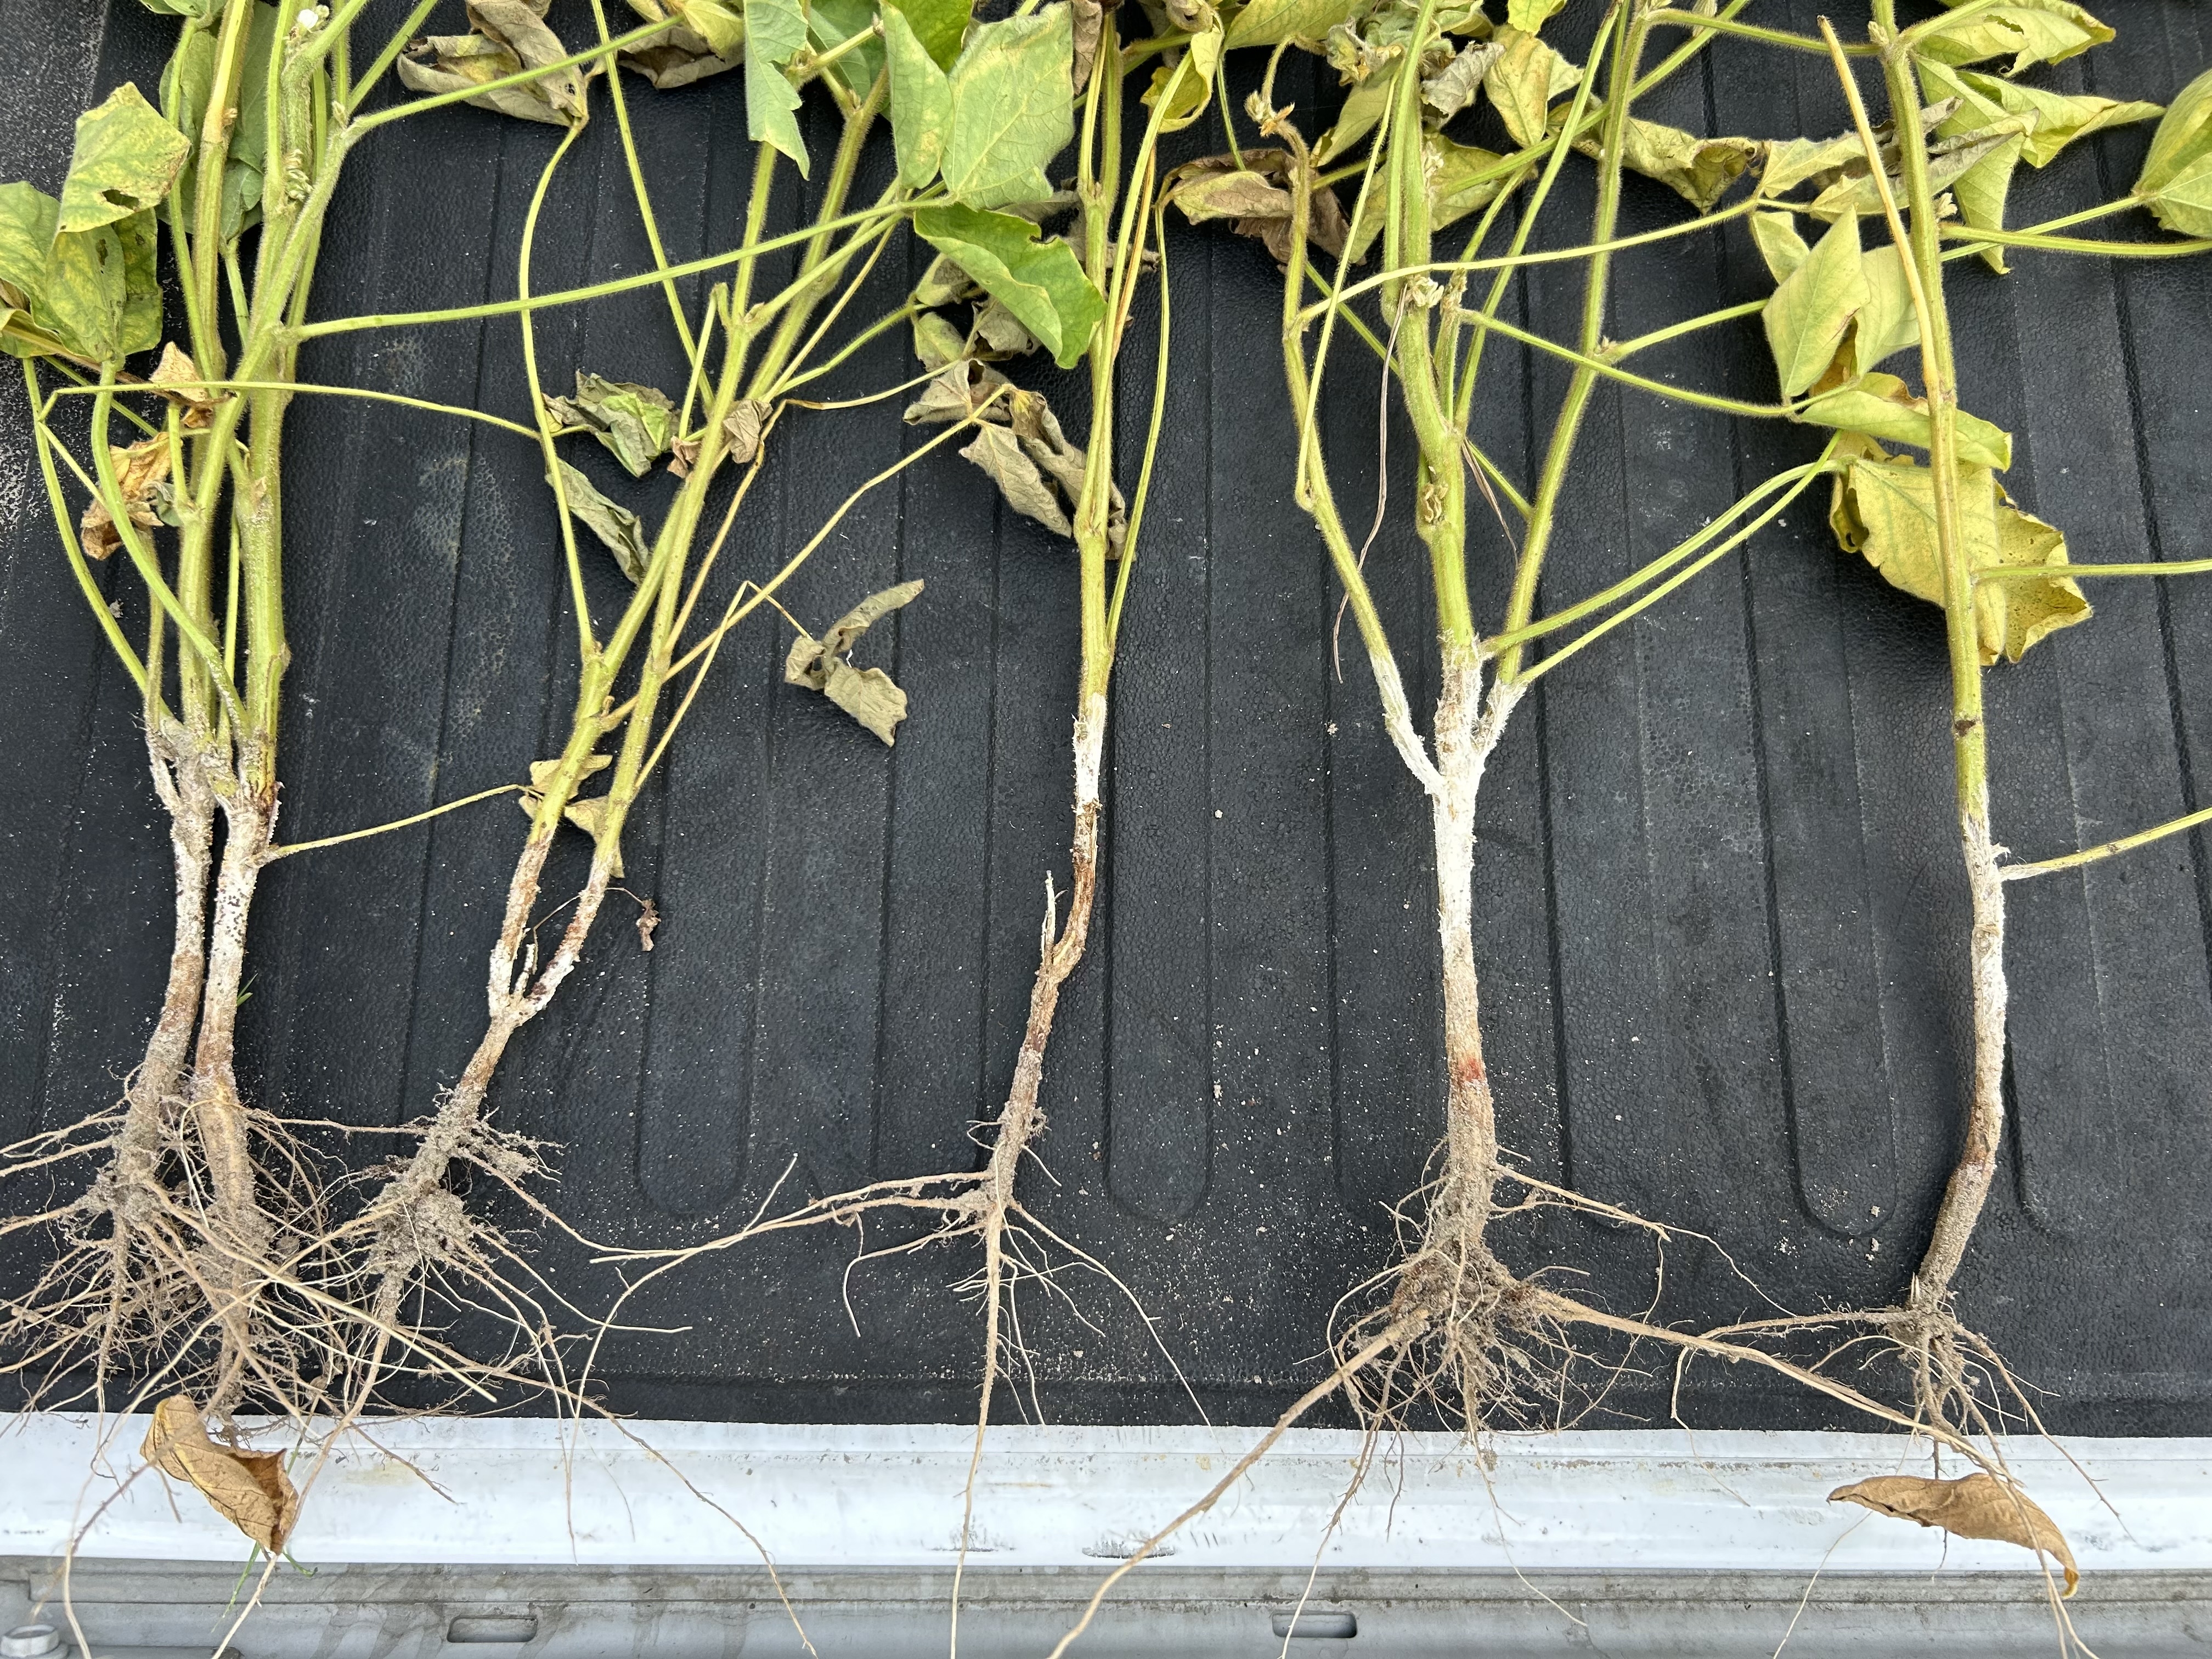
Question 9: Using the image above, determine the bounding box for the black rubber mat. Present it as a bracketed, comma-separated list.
[2, 0, 2208, 1432]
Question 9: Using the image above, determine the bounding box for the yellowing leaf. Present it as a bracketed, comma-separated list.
[886, 5, 953, 188]
[1830, 1474, 2078, 1593]
[1765, 212, 1867, 398]
[1484, 26, 1580, 151]
[0, 182, 58, 309]
[1225, 0, 1363, 50]
[1577, 116, 1760, 213]
[1916, 59, 2025, 272]
[2135, 66, 2212, 238]
[1828, 437, 2089, 664]
[1751, 209, 1810, 283]
[943, 10, 1076, 208]
[1853, 244, 1920, 372]
[1799, 373, 2012, 469]
[1956, 71, 2160, 168]
[140, 1396, 299, 1553]
[58, 84, 190, 235]
[1914, 0, 2111, 75]
[1506, 0, 1564, 32]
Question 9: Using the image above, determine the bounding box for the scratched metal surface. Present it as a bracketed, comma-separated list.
[1, 0, 2208, 1432]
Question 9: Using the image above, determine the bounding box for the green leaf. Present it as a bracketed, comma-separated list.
[0, 182, 57, 308]
[58, 83, 191, 235]
[672, 0, 747, 54]
[1828, 437, 2089, 664]
[1955, 71, 2160, 168]
[746, 0, 811, 174]
[1764, 211, 1866, 398]
[1799, 373, 2012, 469]
[1505, 0, 1564, 33]
[885, 6, 952, 187]
[810, 0, 885, 99]
[1313, 74, 1395, 166]
[167, 5, 281, 240]
[912, 202, 1103, 367]
[943, 9, 1076, 209]
[2135, 66, 2212, 237]
[117, 210, 162, 358]
[1484, 27, 1580, 151]
[1575, 115, 1759, 213]
[1913, 0, 2110, 74]
[1224, 0, 1363, 49]
[546, 373, 678, 477]
[558, 462, 652, 582]
[885, 0, 973, 68]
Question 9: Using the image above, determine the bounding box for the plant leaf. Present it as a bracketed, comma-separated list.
[140, 1396, 299, 1553]
[1750, 208, 1809, 282]
[1423, 40, 1500, 121]
[1830, 1474, 2078, 1593]
[1142, 26, 1222, 133]
[58, 83, 190, 235]
[887, 0, 973, 67]
[962, 420, 1074, 536]
[1575, 115, 1760, 213]
[40, 223, 129, 364]
[886, 5, 953, 187]
[399, 2, 590, 125]
[80, 432, 174, 559]
[1913, 0, 2111, 75]
[1852, 243, 1920, 371]
[558, 461, 652, 582]
[809, 0, 885, 99]
[0, 182, 57, 309]
[2134, 65, 2212, 238]
[1916, 59, 2025, 272]
[1506, 0, 1564, 32]
[744, 0, 811, 173]
[784, 579, 924, 744]
[1225, 0, 1363, 50]
[1799, 373, 2012, 469]
[1956, 71, 2160, 168]
[943, 9, 1076, 209]
[1764, 211, 1867, 398]
[912, 202, 1103, 368]
[1827, 436, 2089, 664]
[1484, 26, 1581, 151]
[546, 372, 676, 477]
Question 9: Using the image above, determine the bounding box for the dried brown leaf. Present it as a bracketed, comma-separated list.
[785, 580, 926, 744]
[80, 431, 172, 559]
[141, 1396, 298, 1553]
[1830, 1474, 2077, 1593]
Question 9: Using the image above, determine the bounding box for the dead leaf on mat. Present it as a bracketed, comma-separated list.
[141, 1395, 298, 1553]
[785, 580, 924, 744]
[1829, 1472, 2078, 1593]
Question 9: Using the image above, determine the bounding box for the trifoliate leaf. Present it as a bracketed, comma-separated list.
[912, 202, 1104, 368]
[1827, 436, 2089, 664]
[1764, 211, 1867, 398]
[58, 84, 190, 235]
[557, 461, 652, 582]
[1799, 373, 2012, 469]
[744, 0, 811, 173]
[943, 9, 1076, 209]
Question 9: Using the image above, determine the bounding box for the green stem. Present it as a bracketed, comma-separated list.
[589, 0, 699, 364]
[517, 122, 596, 663]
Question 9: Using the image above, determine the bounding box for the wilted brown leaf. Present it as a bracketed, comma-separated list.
[397, 0, 588, 125]
[80, 432, 172, 559]
[141, 1396, 298, 1553]
[785, 580, 926, 744]
[1830, 1472, 2077, 1593]
[150, 341, 217, 427]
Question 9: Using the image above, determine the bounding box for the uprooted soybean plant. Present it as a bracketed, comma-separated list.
[1, 0, 2208, 1646]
